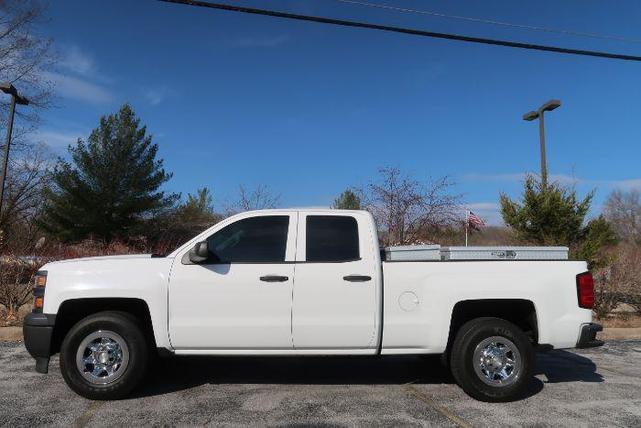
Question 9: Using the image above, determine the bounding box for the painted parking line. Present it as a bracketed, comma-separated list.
[73, 401, 104, 428]
[404, 384, 472, 428]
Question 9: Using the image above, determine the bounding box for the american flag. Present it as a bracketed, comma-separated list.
[467, 211, 486, 230]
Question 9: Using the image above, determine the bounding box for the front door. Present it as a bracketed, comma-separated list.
[169, 213, 297, 350]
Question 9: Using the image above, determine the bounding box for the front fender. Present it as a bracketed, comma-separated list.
[40, 257, 174, 349]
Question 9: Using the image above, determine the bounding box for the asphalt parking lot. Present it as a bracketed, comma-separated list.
[1, 340, 641, 427]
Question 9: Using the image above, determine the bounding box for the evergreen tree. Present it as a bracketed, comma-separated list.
[177, 187, 218, 225]
[332, 189, 361, 210]
[576, 216, 618, 269]
[42, 104, 178, 241]
[500, 175, 592, 246]
[500, 174, 616, 268]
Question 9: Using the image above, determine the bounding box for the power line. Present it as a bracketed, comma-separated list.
[157, 0, 641, 62]
[335, 0, 641, 45]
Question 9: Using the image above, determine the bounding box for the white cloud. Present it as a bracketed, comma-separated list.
[31, 129, 85, 148]
[44, 71, 114, 105]
[228, 35, 290, 48]
[467, 202, 499, 211]
[603, 178, 641, 191]
[59, 45, 95, 76]
[143, 86, 175, 106]
[462, 172, 525, 182]
[46, 45, 114, 104]
[464, 172, 641, 191]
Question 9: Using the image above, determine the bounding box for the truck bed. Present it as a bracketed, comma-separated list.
[380, 259, 590, 354]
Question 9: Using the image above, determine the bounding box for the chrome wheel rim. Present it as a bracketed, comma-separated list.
[473, 336, 521, 387]
[75, 330, 129, 385]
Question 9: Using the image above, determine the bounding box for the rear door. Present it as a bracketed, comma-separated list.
[292, 212, 379, 350]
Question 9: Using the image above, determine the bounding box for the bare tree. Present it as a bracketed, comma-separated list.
[227, 184, 281, 213]
[0, 145, 49, 251]
[0, 1, 54, 252]
[603, 189, 641, 243]
[0, 1, 54, 119]
[359, 167, 460, 246]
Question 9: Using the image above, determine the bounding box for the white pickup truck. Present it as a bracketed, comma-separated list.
[24, 209, 602, 402]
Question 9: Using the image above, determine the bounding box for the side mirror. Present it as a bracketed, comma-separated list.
[188, 241, 209, 264]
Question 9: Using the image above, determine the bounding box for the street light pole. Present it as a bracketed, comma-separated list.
[523, 99, 561, 188]
[538, 109, 547, 186]
[0, 83, 29, 217]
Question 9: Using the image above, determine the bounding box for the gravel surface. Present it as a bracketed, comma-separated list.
[1, 341, 640, 427]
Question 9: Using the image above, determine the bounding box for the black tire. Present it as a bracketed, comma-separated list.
[59, 311, 149, 400]
[450, 317, 533, 402]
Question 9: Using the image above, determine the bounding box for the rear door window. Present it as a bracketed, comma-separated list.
[306, 215, 359, 262]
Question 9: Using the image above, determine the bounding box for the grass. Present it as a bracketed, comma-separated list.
[597, 315, 641, 328]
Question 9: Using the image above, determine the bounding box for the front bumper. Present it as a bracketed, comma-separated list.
[576, 323, 604, 348]
[23, 313, 56, 373]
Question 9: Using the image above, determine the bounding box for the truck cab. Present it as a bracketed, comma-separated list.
[168, 209, 382, 352]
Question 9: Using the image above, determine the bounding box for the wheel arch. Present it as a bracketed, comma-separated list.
[51, 298, 156, 355]
[444, 299, 539, 355]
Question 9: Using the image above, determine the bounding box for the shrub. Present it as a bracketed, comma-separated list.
[593, 243, 641, 318]
[0, 239, 147, 323]
[0, 255, 40, 324]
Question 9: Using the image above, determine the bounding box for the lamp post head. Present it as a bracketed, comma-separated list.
[0, 82, 15, 95]
[15, 95, 28, 106]
[0, 82, 29, 105]
[541, 99, 561, 112]
[522, 111, 539, 121]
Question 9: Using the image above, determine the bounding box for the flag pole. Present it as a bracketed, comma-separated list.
[465, 210, 469, 247]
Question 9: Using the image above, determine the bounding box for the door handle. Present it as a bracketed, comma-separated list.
[260, 275, 289, 282]
[343, 275, 372, 282]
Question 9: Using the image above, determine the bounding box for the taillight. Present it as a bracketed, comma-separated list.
[576, 271, 595, 309]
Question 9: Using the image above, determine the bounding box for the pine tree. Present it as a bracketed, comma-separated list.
[42, 104, 178, 241]
[576, 216, 618, 269]
[177, 187, 218, 226]
[332, 189, 361, 210]
[500, 174, 616, 268]
[500, 175, 593, 246]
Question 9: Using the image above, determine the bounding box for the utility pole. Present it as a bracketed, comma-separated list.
[522, 99, 561, 187]
[0, 83, 29, 217]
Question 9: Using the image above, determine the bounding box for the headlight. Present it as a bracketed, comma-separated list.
[33, 270, 47, 312]
[35, 271, 47, 288]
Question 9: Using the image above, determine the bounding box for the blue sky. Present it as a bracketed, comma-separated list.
[33, 0, 641, 224]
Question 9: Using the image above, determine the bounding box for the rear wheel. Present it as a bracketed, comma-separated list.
[60, 311, 149, 400]
[450, 317, 533, 402]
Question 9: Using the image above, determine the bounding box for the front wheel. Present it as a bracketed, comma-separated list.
[450, 317, 534, 402]
[60, 311, 149, 400]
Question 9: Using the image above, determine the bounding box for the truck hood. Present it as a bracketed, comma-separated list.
[40, 254, 174, 279]
[46, 254, 159, 265]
